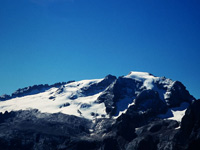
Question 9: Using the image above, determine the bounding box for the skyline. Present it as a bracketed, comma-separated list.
[0, 0, 200, 98]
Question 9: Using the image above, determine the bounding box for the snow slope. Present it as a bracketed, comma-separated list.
[0, 79, 108, 120]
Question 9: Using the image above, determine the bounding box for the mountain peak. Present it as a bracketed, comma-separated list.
[125, 71, 156, 79]
[0, 71, 195, 121]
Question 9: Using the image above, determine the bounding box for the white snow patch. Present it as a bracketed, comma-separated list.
[124, 71, 159, 90]
[143, 78, 154, 89]
[125, 71, 156, 80]
[158, 102, 189, 122]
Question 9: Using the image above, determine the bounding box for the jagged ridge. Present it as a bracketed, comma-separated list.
[0, 81, 75, 101]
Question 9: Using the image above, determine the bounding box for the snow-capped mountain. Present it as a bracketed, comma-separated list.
[0, 71, 195, 121]
[0, 71, 199, 150]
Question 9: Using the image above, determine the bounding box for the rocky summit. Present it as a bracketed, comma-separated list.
[0, 71, 199, 150]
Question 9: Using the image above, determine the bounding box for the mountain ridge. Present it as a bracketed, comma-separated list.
[0, 71, 196, 121]
[0, 71, 199, 150]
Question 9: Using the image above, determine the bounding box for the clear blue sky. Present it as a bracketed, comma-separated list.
[0, 0, 200, 98]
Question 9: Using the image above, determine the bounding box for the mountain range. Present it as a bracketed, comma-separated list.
[0, 71, 199, 150]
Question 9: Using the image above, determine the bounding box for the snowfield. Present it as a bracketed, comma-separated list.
[0, 79, 108, 120]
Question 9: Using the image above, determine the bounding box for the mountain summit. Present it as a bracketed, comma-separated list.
[0, 71, 198, 150]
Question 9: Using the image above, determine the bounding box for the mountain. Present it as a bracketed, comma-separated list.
[0, 71, 198, 150]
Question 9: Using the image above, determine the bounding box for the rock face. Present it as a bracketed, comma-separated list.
[97, 76, 142, 115]
[126, 120, 179, 150]
[0, 94, 11, 101]
[0, 110, 92, 150]
[165, 81, 195, 107]
[134, 90, 168, 115]
[0, 71, 198, 150]
[175, 99, 200, 150]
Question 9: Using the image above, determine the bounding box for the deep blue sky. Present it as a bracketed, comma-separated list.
[0, 0, 200, 98]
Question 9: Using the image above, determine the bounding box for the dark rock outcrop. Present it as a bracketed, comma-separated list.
[97, 76, 143, 115]
[80, 74, 117, 96]
[165, 81, 195, 107]
[127, 120, 179, 150]
[175, 99, 200, 150]
[0, 81, 73, 101]
[0, 94, 11, 101]
[0, 110, 92, 150]
[134, 89, 168, 115]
